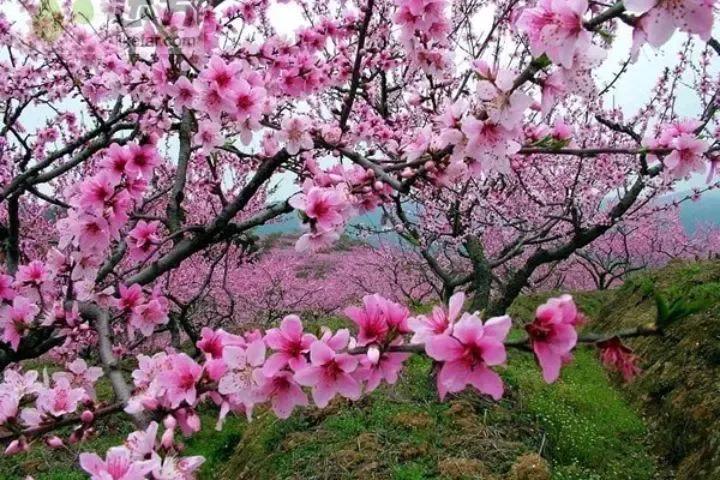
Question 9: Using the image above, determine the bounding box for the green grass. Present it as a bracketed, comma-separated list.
[504, 349, 656, 480]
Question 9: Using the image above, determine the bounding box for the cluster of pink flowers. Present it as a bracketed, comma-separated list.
[515, 0, 591, 68]
[626, 0, 714, 54]
[289, 159, 393, 252]
[393, 0, 452, 74]
[121, 293, 582, 439]
[115, 284, 171, 339]
[183, 55, 268, 147]
[0, 362, 103, 455]
[646, 119, 709, 179]
[80, 421, 204, 480]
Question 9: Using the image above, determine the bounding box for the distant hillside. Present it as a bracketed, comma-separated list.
[678, 189, 720, 232]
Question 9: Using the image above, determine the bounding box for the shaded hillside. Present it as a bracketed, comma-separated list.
[590, 260, 720, 479]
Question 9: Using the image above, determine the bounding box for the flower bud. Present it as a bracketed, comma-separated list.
[367, 346, 380, 365]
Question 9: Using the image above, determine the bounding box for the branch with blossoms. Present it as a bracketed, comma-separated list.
[0, 292, 652, 475]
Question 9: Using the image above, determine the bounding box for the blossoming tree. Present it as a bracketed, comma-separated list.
[0, 0, 716, 476]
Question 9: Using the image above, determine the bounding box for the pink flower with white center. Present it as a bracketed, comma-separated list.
[293, 338, 361, 408]
[15, 261, 49, 288]
[344, 294, 410, 346]
[0, 385, 19, 424]
[515, 0, 591, 68]
[540, 70, 565, 115]
[0, 296, 39, 350]
[79, 173, 115, 213]
[278, 116, 314, 155]
[129, 298, 169, 338]
[128, 220, 161, 261]
[0, 274, 15, 302]
[357, 351, 410, 393]
[262, 315, 316, 376]
[116, 284, 145, 311]
[625, 0, 713, 49]
[254, 370, 309, 419]
[126, 144, 159, 179]
[289, 186, 348, 231]
[665, 134, 708, 178]
[36, 376, 86, 417]
[73, 214, 111, 252]
[193, 120, 223, 154]
[172, 76, 196, 111]
[526, 294, 579, 383]
[153, 455, 205, 480]
[157, 353, 203, 408]
[80, 446, 156, 480]
[409, 291, 465, 344]
[426, 313, 511, 400]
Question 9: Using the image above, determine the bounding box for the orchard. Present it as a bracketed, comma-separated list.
[0, 0, 717, 477]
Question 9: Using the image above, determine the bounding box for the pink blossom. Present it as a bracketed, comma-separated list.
[289, 187, 348, 231]
[625, 0, 713, 48]
[230, 78, 266, 123]
[295, 227, 341, 252]
[262, 315, 316, 376]
[255, 370, 309, 418]
[15, 261, 49, 288]
[101, 143, 131, 183]
[0, 274, 15, 302]
[665, 134, 708, 178]
[357, 351, 410, 393]
[409, 291, 464, 344]
[193, 120, 223, 154]
[80, 446, 156, 480]
[36, 377, 86, 417]
[278, 117, 313, 155]
[153, 455, 205, 480]
[129, 298, 169, 337]
[172, 76, 196, 111]
[79, 173, 115, 213]
[294, 339, 361, 408]
[125, 421, 159, 460]
[196, 327, 246, 359]
[73, 214, 111, 252]
[116, 284, 145, 311]
[126, 144, 159, 179]
[157, 353, 203, 408]
[597, 337, 642, 382]
[344, 293, 410, 346]
[426, 313, 511, 400]
[0, 385, 19, 424]
[128, 221, 161, 261]
[0, 296, 39, 350]
[516, 0, 590, 68]
[526, 294, 579, 383]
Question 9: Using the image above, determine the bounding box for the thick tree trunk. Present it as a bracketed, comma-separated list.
[466, 235, 492, 312]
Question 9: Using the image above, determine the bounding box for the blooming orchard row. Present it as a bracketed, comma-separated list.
[0, 0, 716, 476]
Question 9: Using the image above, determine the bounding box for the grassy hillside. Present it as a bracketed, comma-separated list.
[12, 262, 720, 479]
[589, 260, 720, 480]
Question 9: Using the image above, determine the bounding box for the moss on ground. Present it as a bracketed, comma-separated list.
[590, 260, 720, 480]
